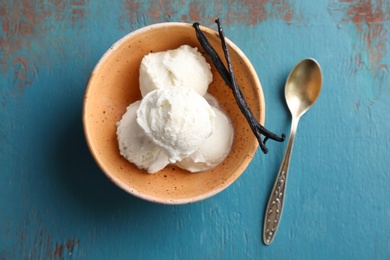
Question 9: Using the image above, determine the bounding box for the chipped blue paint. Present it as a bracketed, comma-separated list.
[1, 0, 390, 259]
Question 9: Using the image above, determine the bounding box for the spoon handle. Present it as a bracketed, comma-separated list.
[262, 118, 298, 245]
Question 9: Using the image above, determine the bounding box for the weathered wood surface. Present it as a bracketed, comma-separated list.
[1, 1, 390, 259]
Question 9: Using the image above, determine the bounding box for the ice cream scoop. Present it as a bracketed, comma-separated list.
[175, 106, 234, 172]
[136, 86, 216, 163]
[116, 101, 170, 173]
[139, 45, 212, 97]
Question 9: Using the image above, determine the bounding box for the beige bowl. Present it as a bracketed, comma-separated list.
[83, 22, 265, 204]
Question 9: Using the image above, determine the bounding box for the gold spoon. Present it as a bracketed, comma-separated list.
[263, 58, 323, 245]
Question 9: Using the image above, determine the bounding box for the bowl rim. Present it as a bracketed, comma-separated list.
[82, 22, 265, 205]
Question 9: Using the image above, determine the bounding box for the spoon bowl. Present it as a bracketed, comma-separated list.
[285, 59, 322, 118]
[263, 58, 322, 245]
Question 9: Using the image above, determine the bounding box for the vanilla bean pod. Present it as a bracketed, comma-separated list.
[214, 19, 285, 149]
[193, 22, 232, 88]
[193, 20, 285, 153]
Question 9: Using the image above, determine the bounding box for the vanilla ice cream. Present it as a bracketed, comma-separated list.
[175, 106, 234, 172]
[117, 44, 234, 174]
[116, 101, 170, 173]
[139, 45, 212, 97]
[137, 86, 216, 163]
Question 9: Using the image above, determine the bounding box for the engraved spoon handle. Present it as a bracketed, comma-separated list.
[262, 116, 299, 245]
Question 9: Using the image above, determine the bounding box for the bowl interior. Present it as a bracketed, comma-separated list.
[83, 23, 264, 204]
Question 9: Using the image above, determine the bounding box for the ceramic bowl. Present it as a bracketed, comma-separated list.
[83, 22, 265, 204]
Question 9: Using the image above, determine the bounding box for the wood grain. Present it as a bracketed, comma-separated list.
[1, 0, 390, 259]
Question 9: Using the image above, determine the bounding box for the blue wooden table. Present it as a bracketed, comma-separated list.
[1, 1, 390, 259]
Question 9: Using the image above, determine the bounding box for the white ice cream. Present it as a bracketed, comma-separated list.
[175, 106, 234, 172]
[116, 101, 170, 173]
[117, 44, 234, 173]
[136, 86, 216, 163]
[139, 45, 212, 97]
